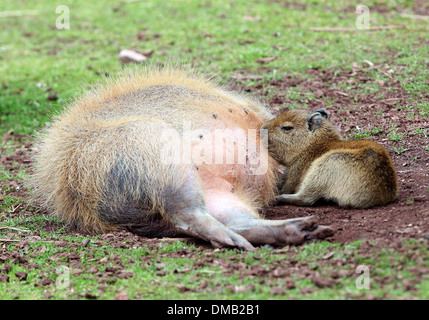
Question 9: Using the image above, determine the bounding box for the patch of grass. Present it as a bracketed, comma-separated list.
[353, 131, 374, 139]
[392, 146, 409, 155]
[0, 230, 428, 299]
[387, 125, 405, 141]
[1, 0, 428, 136]
[411, 128, 428, 137]
[352, 125, 384, 139]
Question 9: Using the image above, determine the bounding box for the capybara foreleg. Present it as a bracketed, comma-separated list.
[275, 193, 316, 206]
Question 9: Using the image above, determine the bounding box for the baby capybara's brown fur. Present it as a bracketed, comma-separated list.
[263, 109, 398, 208]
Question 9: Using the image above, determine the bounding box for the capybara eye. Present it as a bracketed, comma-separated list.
[281, 126, 294, 131]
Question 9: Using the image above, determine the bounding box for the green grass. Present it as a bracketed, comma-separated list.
[1, 226, 427, 300]
[391, 146, 409, 155]
[1, 0, 428, 300]
[1, 0, 428, 136]
[352, 125, 384, 139]
[388, 124, 405, 141]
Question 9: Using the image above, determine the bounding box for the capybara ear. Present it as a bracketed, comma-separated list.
[315, 108, 328, 119]
[306, 112, 324, 132]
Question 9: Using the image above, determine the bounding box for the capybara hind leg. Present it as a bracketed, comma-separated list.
[224, 212, 333, 246]
[204, 191, 333, 246]
[171, 207, 254, 250]
[165, 172, 254, 250]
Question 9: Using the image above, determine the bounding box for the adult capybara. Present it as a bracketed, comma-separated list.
[31, 67, 333, 250]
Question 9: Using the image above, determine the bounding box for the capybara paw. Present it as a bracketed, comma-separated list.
[277, 216, 334, 246]
[275, 194, 302, 206]
[207, 227, 255, 251]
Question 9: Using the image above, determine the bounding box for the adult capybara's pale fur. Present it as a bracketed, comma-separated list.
[263, 109, 398, 209]
[31, 67, 333, 249]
